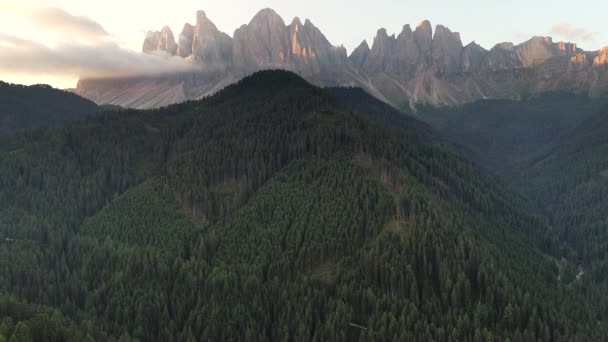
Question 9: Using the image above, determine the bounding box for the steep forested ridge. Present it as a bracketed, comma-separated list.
[1, 71, 602, 341]
[515, 106, 608, 316]
[422, 93, 608, 175]
[0, 82, 99, 133]
[424, 94, 608, 339]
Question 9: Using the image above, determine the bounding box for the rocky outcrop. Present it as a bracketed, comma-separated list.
[177, 24, 194, 58]
[142, 26, 177, 55]
[462, 42, 487, 73]
[515, 36, 578, 67]
[362, 28, 395, 73]
[79, 9, 608, 110]
[595, 47, 608, 66]
[191, 10, 233, 65]
[414, 20, 433, 67]
[431, 25, 463, 74]
[349, 41, 370, 69]
[232, 8, 289, 70]
[483, 43, 521, 71]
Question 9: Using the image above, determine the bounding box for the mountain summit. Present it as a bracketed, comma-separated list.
[76, 9, 608, 109]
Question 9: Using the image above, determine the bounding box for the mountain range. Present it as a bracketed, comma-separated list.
[74, 8, 608, 109]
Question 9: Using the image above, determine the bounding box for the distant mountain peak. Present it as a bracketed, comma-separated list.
[250, 7, 285, 26]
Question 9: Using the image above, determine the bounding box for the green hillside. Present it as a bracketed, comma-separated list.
[423, 93, 608, 335]
[422, 93, 608, 176]
[0, 71, 602, 340]
[518, 107, 608, 299]
[0, 82, 98, 133]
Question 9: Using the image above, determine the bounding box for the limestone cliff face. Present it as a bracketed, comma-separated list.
[286, 18, 348, 78]
[462, 42, 488, 73]
[191, 11, 233, 65]
[431, 25, 463, 74]
[349, 41, 370, 69]
[78, 9, 608, 110]
[231, 9, 347, 78]
[177, 24, 194, 58]
[483, 43, 521, 71]
[515, 36, 579, 67]
[414, 20, 433, 68]
[232, 8, 289, 70]
[595, 47, 608, 66]
[143, 26, 177, 55]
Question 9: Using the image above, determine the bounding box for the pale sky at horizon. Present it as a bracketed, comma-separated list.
[1, 0, 607, 88]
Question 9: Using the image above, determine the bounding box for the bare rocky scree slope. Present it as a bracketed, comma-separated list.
[75, 8, 608, 109]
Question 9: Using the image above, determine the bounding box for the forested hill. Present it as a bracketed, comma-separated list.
[421, 93, 608, 175]
[516, 105, 608, 316]
[422, 94, 608, 338]
[0, 71, 602, 341]
[0, 81, 98, 133]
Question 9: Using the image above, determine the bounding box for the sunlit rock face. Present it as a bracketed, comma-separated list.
[595, 47, 608, 66]
[177, 24, 195, 58]
[191, 11, 233, 65]
[231, 9, 348, 78]
[143, 26, 177, 55]
[77, 9, 608, 109]
[431, 25, 464, 74]
[232, 8, 289, 70]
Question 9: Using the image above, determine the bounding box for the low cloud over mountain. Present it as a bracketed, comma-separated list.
[0, 7, 201, 81]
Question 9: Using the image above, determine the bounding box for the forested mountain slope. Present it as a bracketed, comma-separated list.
[423, 94, 608, 337]
[516, 106, 608, 307]
[1, 71, 602, 340]
[421, 93, 608, 175]
[0, 82, 99, 133]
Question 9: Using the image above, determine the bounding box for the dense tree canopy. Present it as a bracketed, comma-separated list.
[1, 71, 605, 340]
[0, 82, 98, 134]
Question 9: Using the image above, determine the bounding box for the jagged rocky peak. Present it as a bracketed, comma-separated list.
[393, 25, 420, 72]
[142, 26, 177, 55]
[514, 36, 581, 67]
[142, 31, 161, 53]
[289, 17, 336, 58]
[349, 40, 370, 68]
[362, 28, 396, 73]
[291, 16, 302, 27]
[432, 25, 464, 73]
[177, 23, 195, 58]
[399, 24, 413, 37]
[595, 46, 608, 66]
[556, 41, 578, 54]
[515, 36, 563, 67]
[414, 20, 433, 48]
[191, 10, 233, 64]
[286, 17, 347, 74]
[462, 42, 488, 72]
[483, 42, 521, 71]
[159, 26, 178, 55]
[372, 28, 396, 51]
[232, 8, 289, 68]
[414, 20, 433, 65]
[249, 8, 286, 30]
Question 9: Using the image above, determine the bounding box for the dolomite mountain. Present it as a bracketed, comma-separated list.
[75, 8, 608, 109]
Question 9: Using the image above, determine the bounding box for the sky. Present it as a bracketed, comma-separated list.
[1, 0, 607, 89]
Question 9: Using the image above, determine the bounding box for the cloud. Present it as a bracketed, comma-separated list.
[551, 23, 598, 42]
[0, 33, 202, 79]
[0, 8, 210, 81]
[28, 7, 108, 40]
